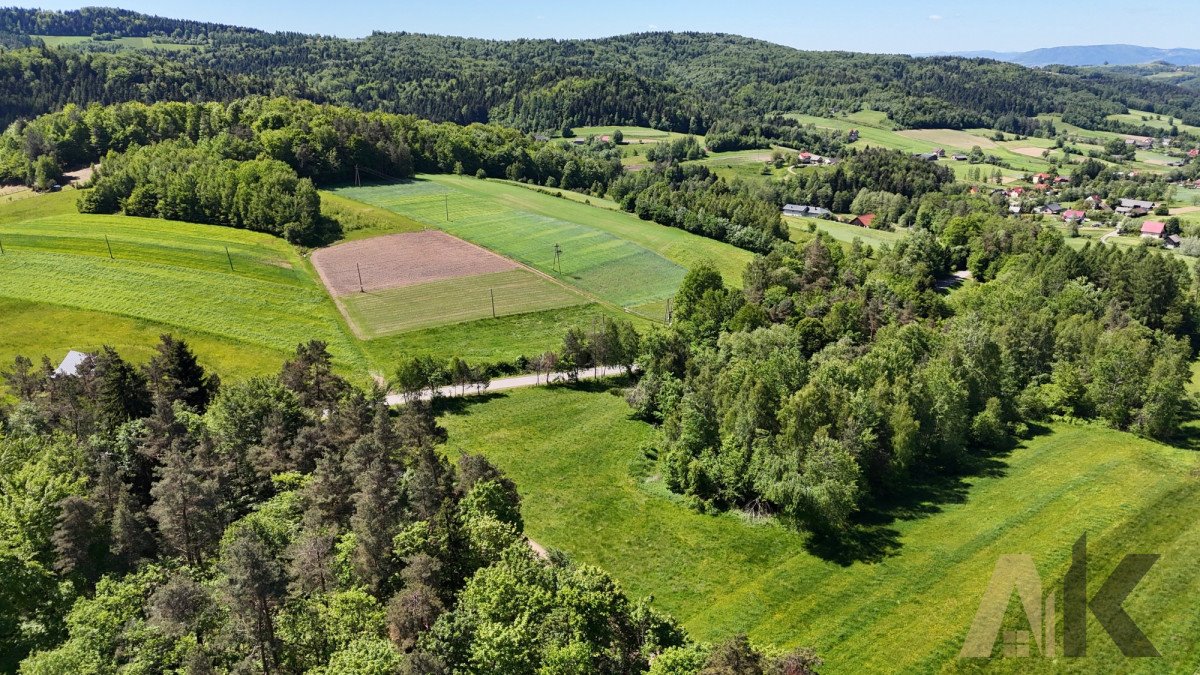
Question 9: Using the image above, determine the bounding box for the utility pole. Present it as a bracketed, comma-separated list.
[225, 246, 235, 272]
[354, 164, 361, 187]
[357, 263, 365, 293]
[444, 194, 449, 221]
[490, 288, 496, 318]
[666, 298, 672, 325]
[104, 235, 114, 260]
[553, 243, 562, 275]
[0, 238, 5, 255]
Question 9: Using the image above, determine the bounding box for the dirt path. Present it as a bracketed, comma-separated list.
[383, 365, 627, 406]
[1100, 228, 1121, 244]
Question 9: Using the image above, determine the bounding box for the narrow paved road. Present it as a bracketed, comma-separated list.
[384, 365, 628, 405]
[1099, 227, 1121, 244]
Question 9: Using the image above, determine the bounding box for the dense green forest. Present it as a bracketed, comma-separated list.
[3, 7, 1200, 132]
[625, 207, 1196, 532]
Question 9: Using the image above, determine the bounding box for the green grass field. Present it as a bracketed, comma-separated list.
[339, 269, 587, 337]
[1, 190, 665, 377]
[439, 384, 1200, 673]
[1107, 109, 1200, 136]
[34, 34, 197, 51]
[786, 216, 903, 248]
[319, 191, 424, 241]
[357, 303, 650, 366]
[0, 191, 366, 373]
[330, 176, 753, 312]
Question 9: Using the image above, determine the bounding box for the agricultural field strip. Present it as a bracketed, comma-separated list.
[331, 180, 690, 310]
[340, 268, 587, 337]
[310, 230, 520, 296]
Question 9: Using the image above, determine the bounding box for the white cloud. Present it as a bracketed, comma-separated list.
[929, 14, 943, 21]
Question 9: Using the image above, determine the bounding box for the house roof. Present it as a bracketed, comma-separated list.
[1141, 221, 1166, 235]
[1062, 210, 1086, 220]
[1189, 148, 1199, 157]
[55, 350, 89, 376]
[853, 213, 876, 227]
[1167, 234, 1182, 245]
[1119, 198, 1154, 209]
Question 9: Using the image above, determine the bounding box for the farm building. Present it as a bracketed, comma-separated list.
[1033, 173, 1051, 185]
[782, 204, 831, 218]
[1166, 234, 1182, 249]
[1140, 221, 1166, 239]
[1189, 148, 1199, 158]
[1040, 203, 1064, 215]
[952, 154, 968, 161]
[1062, 210, 1086, 223]
[915, 152, 939, 162]
[850, 213, 876, 228]
[55, 350, 89, 376]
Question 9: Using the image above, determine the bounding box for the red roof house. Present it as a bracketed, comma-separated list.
[1062, 210, 1086, 222]
[1141, 221, 1166, 238]
[1189, 148, 1199, 158]
[1033, 172, 1051, 184]
[850, 213, 876, 228]
[1054, 176, 1070, 184]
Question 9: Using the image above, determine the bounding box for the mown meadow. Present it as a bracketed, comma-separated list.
[438, 382, 1200, 674]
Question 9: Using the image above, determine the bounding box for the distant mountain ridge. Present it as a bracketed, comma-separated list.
[949, 44, 1200, 67]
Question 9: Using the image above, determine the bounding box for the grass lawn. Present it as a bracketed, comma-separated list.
[331, 175, 753, 308]
[0, 191, 367, 373]
[438, 384, 1200, 673]
[319, 191, 424, 241]
[785, 216, 903, 248]
[34, 34, 196, 51]
[339, 269, 587, 337]
[358, 303, 650, 366]
[0, 297, 287, 383]
[685, 149, 789, 181]
[1107, 109, 1200, 136]
[569, 126, 694, 144]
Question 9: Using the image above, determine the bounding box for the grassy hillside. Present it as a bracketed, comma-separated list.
[439, 383, 1200, 673]
[0, 191, 366, 375]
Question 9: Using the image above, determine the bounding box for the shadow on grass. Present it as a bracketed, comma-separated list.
[431, 391, 509, 417]
[1165, 398, 1200, 451]
[804, 423, 1050, 566]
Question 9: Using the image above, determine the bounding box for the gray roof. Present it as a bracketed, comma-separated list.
[1119, 198, 1155, 209]
[782, 204, 830, 217]
[55, 350, 89, 376]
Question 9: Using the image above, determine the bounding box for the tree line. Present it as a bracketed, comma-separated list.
[4, 8, 1200, 134]
[625, 205, 1197, 533]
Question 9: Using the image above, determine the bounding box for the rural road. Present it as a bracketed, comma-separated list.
[1099, 227, 1121, 244]
[384, 365, 628, 406]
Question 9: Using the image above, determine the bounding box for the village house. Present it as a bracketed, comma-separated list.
[1166, 234, 1182, 249]
[915, 152, 939, 162]
[1140, 221, 1167, 239]
[850, 213, 876, 228]
[952, 154, 968, 161]
[1084, 195, 1107, 210]
[1040, 203, 1064, 215]
[1062, 210, 1086, 223]
[1033, 172, 1051, 185]
[782, 204, 831, 218]
[1116, 198, 1155, 217]
[848, 129, 859, 142]
[1189, 148, 1199, 159]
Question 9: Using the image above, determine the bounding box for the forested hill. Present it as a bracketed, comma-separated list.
[3, 7, 1200, 132]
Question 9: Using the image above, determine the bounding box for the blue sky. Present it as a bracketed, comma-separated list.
[26, 0, 1200, 53]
